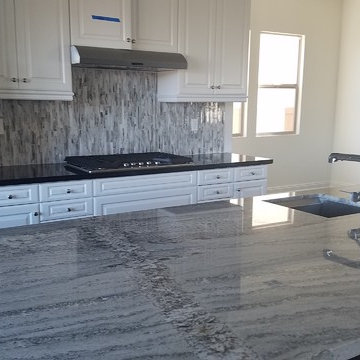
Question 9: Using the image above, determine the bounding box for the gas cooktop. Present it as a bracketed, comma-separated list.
[64, 152, 193, 174]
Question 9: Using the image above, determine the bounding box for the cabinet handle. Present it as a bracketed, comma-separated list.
[126, 37, 131, 42]
[131, 39, 136, 44]
[8, 194, 14, 199]
[11, 77, 18, 83]
[67, 208, 72, 212]
[66, 189, 72, 194]
[22, 78, 30, 83]
[236, 189, 241, 192]
[210, 85, 215, 89]
[250, 172, 256, 175]
[216, 85, 221, 89]
[34, 212, 39, 217]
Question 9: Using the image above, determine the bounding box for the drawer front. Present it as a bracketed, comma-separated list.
[94, 171, 197, 196]
[40, 198, 93, 221]
[233, 180, 267, 198]
[234, 166, 267, 182]
[197, 184, 234, 202]
[0, 184, 39, 207]
[39, 180, 93, 202]
[198, 168, 234, 185]
[0, 204, 40, 228]
[94, 187, 197, 216]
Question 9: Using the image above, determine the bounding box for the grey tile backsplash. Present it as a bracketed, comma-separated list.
[0, 68, 224, 166]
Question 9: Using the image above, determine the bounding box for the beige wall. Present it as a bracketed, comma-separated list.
[331, 0, 360, 186]
[230, 0, 342, 190]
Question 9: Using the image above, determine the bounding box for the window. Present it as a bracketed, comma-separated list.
[232, 102, 246, 137]
[256, 32, 304, 136]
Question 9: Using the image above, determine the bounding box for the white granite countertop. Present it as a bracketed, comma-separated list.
[1, 187, 360, 359]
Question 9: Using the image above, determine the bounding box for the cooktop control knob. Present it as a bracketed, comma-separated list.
[138, 162, 144, 166]
[130, 162, 137, 166]
[123, 163, 130, 167]
[146, 161, 152, 166]
[154, 161, 161, 165]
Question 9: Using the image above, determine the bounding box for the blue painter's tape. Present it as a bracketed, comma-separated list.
[91, 15, 120, 23]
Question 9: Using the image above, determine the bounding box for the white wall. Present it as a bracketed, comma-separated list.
[331, 0, 360, 186]
[230, 0, 342, 191]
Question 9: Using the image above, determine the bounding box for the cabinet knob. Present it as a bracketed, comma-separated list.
[22, 78, 30, 83]
[34, 212, 39, 217]
[216, 85, 221, 89]
[66, 189, 71, 194]
[67, 208, 72, 212]
[236, 188, 241, 192]
[250, 172, 256, 175]
[216, 190, 220, 195]
[11, 77, 17, 83]
[210, 85, 215, 89]
[216, 175, 221, 179]
[131, 39, 136, 44]
[126, 37, 131, 42]
[8, 194, 14, 199]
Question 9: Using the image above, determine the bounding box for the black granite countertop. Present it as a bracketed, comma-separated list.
[1, 187, 360, 359]
[0, 153, 273, 186]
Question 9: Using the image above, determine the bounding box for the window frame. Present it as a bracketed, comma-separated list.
[256, 31, 305, 137]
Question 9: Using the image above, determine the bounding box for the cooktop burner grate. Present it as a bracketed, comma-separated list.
[64, 152, 193, 174]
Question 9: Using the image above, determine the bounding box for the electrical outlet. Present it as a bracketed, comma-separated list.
[0, 117, 4, 135]
[191, 118, 198, 132]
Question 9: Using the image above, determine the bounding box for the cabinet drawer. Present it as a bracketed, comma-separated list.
[94, 171, 197, 196]
[197, 168, 234, 185]
[0, 204, 40, 228]
[40, 198, 93, 221]
[94, 187, 197, 216]
[233, 180, 267, 198]
[197, 184, 233, 202]
[234, 166, 267, 181]
[39, 180, 92, 202]
[0, 184, 39, 207]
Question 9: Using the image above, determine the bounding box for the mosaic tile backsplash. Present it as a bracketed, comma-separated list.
[0, 68, 225, 166]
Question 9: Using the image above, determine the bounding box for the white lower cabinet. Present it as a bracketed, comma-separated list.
[0, 204, 40, 228]
[0, 165, 268, 229]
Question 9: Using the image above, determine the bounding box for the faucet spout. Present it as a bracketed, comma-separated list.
[328, 153, 360, 163]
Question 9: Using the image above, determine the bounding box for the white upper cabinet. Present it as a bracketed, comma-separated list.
[158, 0, 250, 102]
[70, 0, 178, 53]
[70, 0, 133, 49]
[0, 0, 73, 100]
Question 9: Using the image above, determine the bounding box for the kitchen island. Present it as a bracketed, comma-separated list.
[1, 188, 360, 359]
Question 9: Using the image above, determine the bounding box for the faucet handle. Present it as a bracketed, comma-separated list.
[340, 190, 360, 202]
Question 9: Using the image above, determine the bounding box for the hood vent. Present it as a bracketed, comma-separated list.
[71, 45, 187, 72]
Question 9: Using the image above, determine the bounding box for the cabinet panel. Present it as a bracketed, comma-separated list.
[40, 198, 93, 221]
[0, 184, 39, 207]
[94, 187, 197, 215]
[234, 166, 267, 182]
[234, 180, 267, 198]
[70, 0, 132, 49]
[39, 180, 92, 202]
[0, 0, 18, 90]
[94, 171, 197, 196]
[198, 168, 234, 185]
[0, 204, 39, 228]
[197, 183, 233, 202]
[132, 0, 178, 52]
[214, 0, 249, 95]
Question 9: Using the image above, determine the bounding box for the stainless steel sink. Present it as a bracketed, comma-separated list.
[265, 194, 360, 218]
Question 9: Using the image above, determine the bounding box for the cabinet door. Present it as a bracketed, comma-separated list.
[234, 180, 267, 198]
[70, 0, 132, 49]
[0, 0, 18, 90]
[214, 0, 249, 98]
[0, 204, 40, 229]
[132, 0, 178, 52]
[14, 0, 72, 93]
[177, 0, 216, 95]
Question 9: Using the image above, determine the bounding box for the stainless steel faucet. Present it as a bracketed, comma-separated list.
[328, 152, 360, 163]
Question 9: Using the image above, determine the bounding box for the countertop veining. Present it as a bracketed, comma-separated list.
[1, 188, 360, 359]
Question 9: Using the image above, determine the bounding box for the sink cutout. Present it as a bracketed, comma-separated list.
[265, 194, 360, 218]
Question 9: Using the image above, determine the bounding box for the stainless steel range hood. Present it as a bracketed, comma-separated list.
[71, 45, 187, 71]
